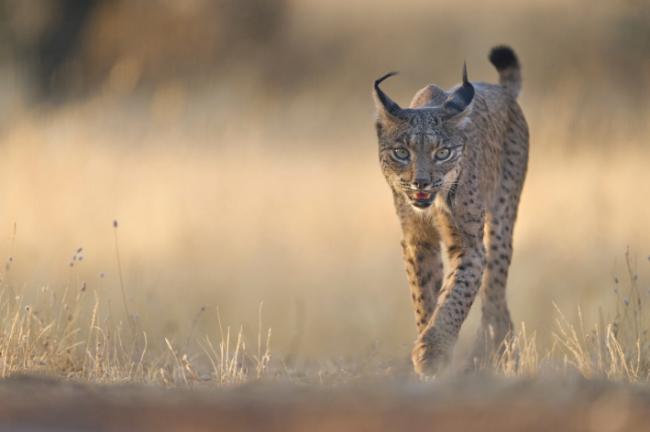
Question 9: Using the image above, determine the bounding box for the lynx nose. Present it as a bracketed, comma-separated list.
[412, 177, 431, 190]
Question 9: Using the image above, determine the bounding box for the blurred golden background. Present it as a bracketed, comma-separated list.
[0, 0, 648, 361]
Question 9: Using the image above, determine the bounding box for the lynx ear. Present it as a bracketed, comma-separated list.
[442, 63, 474, 120]
[373, 72, 406, 129]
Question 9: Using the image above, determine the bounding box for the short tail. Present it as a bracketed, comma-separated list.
[488, 45, 521, 99]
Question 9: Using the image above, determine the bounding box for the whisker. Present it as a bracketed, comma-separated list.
[437, 181, 459, 194]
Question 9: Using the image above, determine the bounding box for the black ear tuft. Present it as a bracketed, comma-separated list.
[374, 71, 399, 89]
[459, 62, 474, 104]
[462, 62, 469, 86]
[373, 71, 404, 119]
[442, 63, 474, 116]
[489, 46, 519, 71]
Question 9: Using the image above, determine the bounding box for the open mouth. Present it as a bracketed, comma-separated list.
[409, 191, 434, 209]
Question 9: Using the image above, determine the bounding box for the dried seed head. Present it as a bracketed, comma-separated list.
[113, 220, 119, 228]
[81, 282, 87, 292]
[624, 298, 630, 306]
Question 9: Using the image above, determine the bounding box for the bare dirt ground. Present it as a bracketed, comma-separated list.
[0, 374, 648, 432]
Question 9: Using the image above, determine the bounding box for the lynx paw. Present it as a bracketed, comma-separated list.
[411, 329, 452, 377]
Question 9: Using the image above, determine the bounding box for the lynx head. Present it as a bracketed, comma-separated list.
[373, 66, 474, 210]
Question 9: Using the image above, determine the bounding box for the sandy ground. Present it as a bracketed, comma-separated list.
[0, 374, 649, 432]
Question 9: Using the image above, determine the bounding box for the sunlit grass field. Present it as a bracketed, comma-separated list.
[0, 97, 648, 384]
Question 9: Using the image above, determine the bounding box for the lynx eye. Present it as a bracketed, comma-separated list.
[434, 147, 453, 162]
[392, 147, 410, 161]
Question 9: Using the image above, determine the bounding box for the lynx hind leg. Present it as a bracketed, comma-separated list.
[401, 235, 443, 334]
[470, 211, 516, 366]
[471, 119, 528, 366]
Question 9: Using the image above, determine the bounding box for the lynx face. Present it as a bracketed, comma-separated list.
[373, 69, 474, 211]
[378, 115, 465, 210]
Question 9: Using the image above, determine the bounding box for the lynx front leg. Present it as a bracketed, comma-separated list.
[412, 211, 486, 376]
[401, 235, 443, 334]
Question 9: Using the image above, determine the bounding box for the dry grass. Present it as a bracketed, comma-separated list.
[0, 252, 273, 385]
[0, 232, 648, 386]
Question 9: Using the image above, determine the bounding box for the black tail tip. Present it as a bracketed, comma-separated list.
[488, 45, 519, 70]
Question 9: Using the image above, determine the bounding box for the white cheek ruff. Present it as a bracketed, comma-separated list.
[412, 204, 436, 218]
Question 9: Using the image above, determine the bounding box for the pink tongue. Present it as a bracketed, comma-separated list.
[415, 192, 429, 200]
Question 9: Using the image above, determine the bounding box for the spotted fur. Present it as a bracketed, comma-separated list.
[373, 46, 528, 376]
